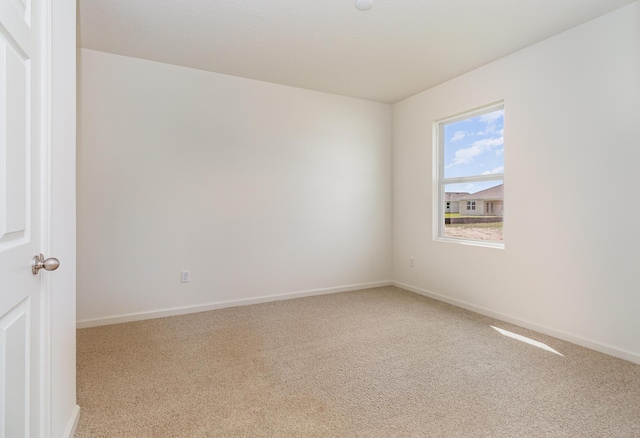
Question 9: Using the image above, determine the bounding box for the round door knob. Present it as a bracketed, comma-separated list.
[32, 253, 60, 275]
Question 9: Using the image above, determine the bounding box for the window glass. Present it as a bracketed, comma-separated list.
[443, 182, 503, 242]
[437, 104, 504, 246]
[443, 110, 504, 179]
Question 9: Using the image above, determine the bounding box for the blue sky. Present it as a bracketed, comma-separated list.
[443, 108, 504, 194]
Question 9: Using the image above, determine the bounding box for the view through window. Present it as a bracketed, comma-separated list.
[437, 104, 504, 244]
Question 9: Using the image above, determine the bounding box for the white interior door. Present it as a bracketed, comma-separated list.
[0, 0, 48, 436]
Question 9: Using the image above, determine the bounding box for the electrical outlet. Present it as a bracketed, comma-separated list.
[181, 270, 190, 283]
[410, 258, 414, 267]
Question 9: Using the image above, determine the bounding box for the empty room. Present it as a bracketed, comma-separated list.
[1, 0, 639, 437]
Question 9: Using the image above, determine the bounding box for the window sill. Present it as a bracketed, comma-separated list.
[435, 236, 505, 249]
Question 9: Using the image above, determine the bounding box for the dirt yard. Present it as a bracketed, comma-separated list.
[444, 226, 503, 241]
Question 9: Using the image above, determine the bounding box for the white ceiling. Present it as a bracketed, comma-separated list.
[78, 0, 635, 104]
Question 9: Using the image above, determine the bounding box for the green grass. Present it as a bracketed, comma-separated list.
[445, 222, 503, 229]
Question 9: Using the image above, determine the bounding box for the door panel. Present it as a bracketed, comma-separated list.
[0, 0, 43, 435]
[0, 32, 29, 245]
[1, 298, 30, 437]
[10, 0, 27, 19]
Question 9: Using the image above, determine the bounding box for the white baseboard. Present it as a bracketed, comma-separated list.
[393, 281, 640, 365]
[76, 279, 639, 364]
[62, 405, 80, 438]
[76, 281, 392, 329]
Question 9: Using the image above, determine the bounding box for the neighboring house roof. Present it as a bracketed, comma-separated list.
[458, 184, 503, 201]
[445, 192, 470, 201]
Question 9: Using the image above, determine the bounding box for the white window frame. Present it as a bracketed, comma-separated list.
[434, 101, 505, 248]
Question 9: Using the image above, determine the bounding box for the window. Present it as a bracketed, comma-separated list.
[436, 103, 504, 246]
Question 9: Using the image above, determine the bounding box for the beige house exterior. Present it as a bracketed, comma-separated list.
[457, 184, 504, 216]
[444, 192, 470, 213]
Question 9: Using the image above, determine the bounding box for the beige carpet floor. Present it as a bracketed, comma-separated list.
[76, 286, 640, 437]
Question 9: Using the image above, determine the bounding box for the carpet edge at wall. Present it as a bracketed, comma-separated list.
[76, 281, 392, 329]
[393, 281, 640, 365]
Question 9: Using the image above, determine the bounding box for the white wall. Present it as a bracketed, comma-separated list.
[393, 2, 640, 363]
[77, 49, 392, 325]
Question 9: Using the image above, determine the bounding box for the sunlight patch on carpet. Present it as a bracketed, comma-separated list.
[491, 326, 564, 357]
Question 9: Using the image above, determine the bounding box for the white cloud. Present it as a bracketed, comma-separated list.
[477, 110, 504, 135]
[449, 136, 503, 166]
[496, 148, 504, 156]
[479, 110, 503, 124]
[451, 131, 466, 142]
[481, 166, 504, 175]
